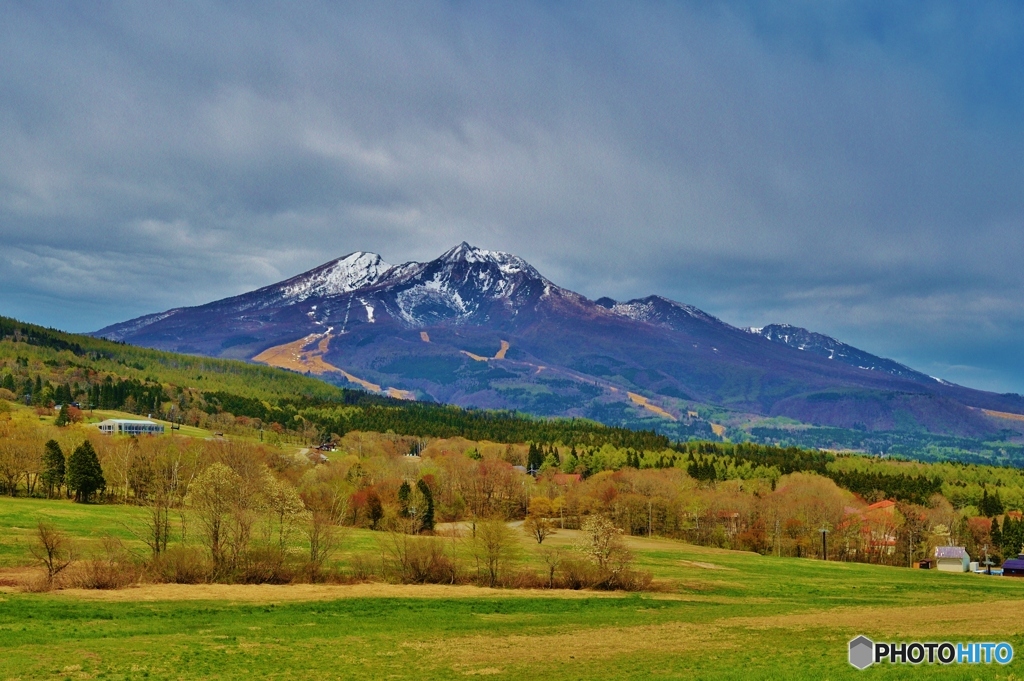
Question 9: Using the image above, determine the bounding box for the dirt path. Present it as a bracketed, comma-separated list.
[627, 392, 677, 421]
[253, 334, 413, 399]
[460, 340, 510, 362]
[252, 333, 340, 376]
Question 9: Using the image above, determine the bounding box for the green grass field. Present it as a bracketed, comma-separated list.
[2, 497, 1024, 679]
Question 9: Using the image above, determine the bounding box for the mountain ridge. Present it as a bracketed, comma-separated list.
[93, 243, 1024, 440]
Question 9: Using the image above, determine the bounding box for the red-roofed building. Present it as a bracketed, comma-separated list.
[552, 473, 581, 487]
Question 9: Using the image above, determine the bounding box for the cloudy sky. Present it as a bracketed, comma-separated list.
[2, 2, 1023, 393]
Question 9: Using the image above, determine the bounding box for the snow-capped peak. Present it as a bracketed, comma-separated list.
[282, 251, 393, 300]
[439, 242, 542, 279]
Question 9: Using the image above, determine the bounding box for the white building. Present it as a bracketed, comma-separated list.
[97, 419, 165, 436]
[934, 546, 970, 572]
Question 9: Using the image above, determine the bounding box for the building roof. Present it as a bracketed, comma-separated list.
[99, 419, 159, 425]
[935, 546, 968, 559]
[1002, 556, 1024, 570]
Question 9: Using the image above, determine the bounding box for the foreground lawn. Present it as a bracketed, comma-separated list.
[2, 497, 1024, 679]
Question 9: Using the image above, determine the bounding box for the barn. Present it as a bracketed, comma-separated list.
[1002, 554, 1024, 577]
[934, 546, 970, 572]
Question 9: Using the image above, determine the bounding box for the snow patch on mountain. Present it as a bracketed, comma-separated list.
[750, 323, 930, 382]
[360, 299, 375, 323]
[607, 295, 725, 327]
[96, 309, 180, 341]
[282, 252, 393, 301]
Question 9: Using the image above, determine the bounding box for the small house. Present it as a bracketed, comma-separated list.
[934, 546, 970, 573]
[1002, 554, 1024, 577]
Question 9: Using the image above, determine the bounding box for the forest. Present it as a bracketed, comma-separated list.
[3, 314, 1024, 589]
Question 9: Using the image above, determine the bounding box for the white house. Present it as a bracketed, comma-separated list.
[934, 546, 970, 572]
[97, 419, 165, 436]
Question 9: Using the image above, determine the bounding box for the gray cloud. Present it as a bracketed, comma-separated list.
[1, 2, 1023, 392]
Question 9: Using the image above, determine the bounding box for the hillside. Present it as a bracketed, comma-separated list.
[0, 314, 671, 450]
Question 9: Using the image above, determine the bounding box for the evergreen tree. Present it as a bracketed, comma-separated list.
[1013, 519, 1024, 558]
[417, 479, 434, 532]
[979, 489, 1004, 517]
[991, 517, 1003, 553]
[67, 441, 105, 503]
[990, 491, 1005, 517]
[527, 443, 543, 473]
[398, 480, 411, 517]
[0, 372, 14, 392]
[1001, 516, 1024, 558]
[54, 404, 71, 427]
[366, 491, 384, 529]
[41, 440, 65, 498]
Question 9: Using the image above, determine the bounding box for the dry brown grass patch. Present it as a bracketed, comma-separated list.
[725, 599, 1024, 639]
[44, 581, 635, 603]
[406, 619, 738, 669]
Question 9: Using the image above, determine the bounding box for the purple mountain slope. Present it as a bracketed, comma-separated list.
[94, 243, 1024, 437]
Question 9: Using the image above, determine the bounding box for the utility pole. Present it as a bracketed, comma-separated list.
[908, 527, 914, 568]
[819, 527, 829, 561]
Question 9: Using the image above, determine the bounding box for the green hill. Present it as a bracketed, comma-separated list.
[0, 315, 668, 450]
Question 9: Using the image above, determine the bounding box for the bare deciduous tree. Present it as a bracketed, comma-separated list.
[265, 472, 306, 550]
[305, 511, 337, 582]
[186, 463, 242, 575]
[540, 546, 565, 588]
[30, 522, 76, 589]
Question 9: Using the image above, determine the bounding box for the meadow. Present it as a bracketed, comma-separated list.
[3, 497, 1024, 680]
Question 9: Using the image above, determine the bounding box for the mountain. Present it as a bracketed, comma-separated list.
[94, 243, 1024, 440]
[748, 324, 933, 383]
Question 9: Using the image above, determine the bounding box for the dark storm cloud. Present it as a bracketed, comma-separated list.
[1, 2, 1023, 392]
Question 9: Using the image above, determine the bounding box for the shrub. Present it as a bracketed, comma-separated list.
[237, 546, 294, 584]
[381, 533, 460, 584]
[148, 546, 212, 584]
[558, 558, 601, 590]
[348, 552, 379, 581]
[70, 537, 141, 589]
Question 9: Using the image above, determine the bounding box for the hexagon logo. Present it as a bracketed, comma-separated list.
[849, 635, 874, 669]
